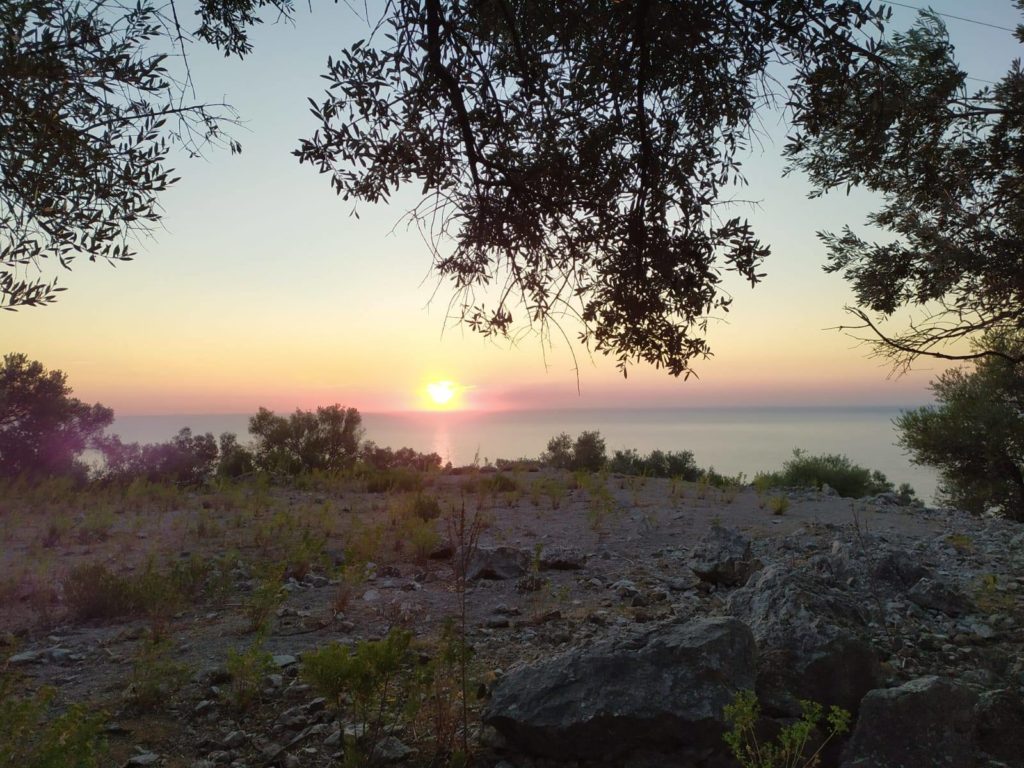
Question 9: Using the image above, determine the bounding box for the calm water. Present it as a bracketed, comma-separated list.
[110, 407, 940, 501]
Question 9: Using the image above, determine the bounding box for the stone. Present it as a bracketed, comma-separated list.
[7, 650, 42, 665]
[728, 565, 881, 715]
[908, 578, 972, 617]
[538, 547, 587, 571]
[870, 550, 931, 588]
[466, 546, 531, 580]
[688, 527, 761, 587]
[370, 735, 414, 762]
[272, 655, 297, 669]
[483, 616, 756, 761]
[840, 677, 978, 768]
[125, 754, 161, 767]
[220, 731, 246, 749]
[974, 688, 1024, 764]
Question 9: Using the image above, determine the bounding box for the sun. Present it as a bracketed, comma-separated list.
[426, 380, 456, 407]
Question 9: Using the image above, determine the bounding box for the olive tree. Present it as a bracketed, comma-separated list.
[896, 332, 1024, 520]
[0, 353, 113, 478]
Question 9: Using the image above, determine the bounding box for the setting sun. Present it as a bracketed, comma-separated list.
[426, 380, 456, 407]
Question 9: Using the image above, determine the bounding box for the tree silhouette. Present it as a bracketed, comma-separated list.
[296, 0, 890, 376]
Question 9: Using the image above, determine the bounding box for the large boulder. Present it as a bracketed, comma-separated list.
[728, 564, 881, 715]
[974, 688, 1024, 765]
[689, 526, 762, 587]
[483, 616, 757, 761]
[907, 577, 972, 617]
[840, 677, 978, 768]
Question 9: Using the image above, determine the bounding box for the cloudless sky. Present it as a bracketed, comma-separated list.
[4, 1, 1021, 414]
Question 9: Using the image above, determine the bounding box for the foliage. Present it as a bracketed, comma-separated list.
[302, 629, 415, 762]
[768, 495, 790, 516]
[98, 428, 218, 486]
[361, 442, 442, 472]
[62, 563, 136, 622]
[0, 354, 112, 479]
[542, 431, 606, 472]
[896, 331, 1024, 519]
[297, 0, 888, 376]
[0, 0, 296, 309]
[216, 432, 255, 479]
[786, 8, 1024, 367]
[125, 637, 189, 712]
[0, 670, 107, 767]
[609, 448, 701, 480]
[724, 689, 851, 768]
[226, 640, 274, 711]
[757, 449, 895, 499]
[249, 405, 363, 475]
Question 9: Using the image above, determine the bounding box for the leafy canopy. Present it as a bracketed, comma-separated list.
[0, 352, 112, 478]
[297, 0, 888, 376]
[786, 4, 1024, 368]
[896, 331, 1024, 520]
[0, 0, 291, 310]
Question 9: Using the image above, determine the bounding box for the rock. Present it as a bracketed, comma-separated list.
[7, 650, 42, 665]
[370, 735, 414, 762]
[908, 578, 972, 617]
[261, 743, 284, 762]
[840, 677, 978, 768]
[538, 547, 587, 571]
[483, 616, 756, 761]
[125, 754, 161, 767]
[272, 654, 298, 669]
[466, 546, 531, 580]
[220, 731, 246, 749]
[728, 564, 881, 714]
[689, 527, 761, 587]
[870, 550, 931, 588]
[974, 688, 1024, 764]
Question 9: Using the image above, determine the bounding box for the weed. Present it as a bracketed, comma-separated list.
[974, 573, 1017, 615]
[244, 565, 285, 634]
[0, 670, 107, 768]
[724, 690, 850, 768]
[768, 495, 790, 516]
[945, 533, 974, 554]
[125, 636, 190, 712]
[62, 563, 135, 621]
[226, 641, 274, 711]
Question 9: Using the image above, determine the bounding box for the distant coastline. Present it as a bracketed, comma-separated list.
[109, 405, 938, 501]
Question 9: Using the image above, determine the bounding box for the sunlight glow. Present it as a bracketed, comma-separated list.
[426, 380, 456, 407]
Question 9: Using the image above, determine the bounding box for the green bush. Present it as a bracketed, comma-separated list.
[0, 671, 107, 768]
[757, 449, 895, 498]
[542, 431, 607, 472]
[896, 331, 1024, 518]
[226, 641, 274, 711]
[608, 448, 701, 480]
[62, 563, 135, 621]
[724, 689, 850, 768]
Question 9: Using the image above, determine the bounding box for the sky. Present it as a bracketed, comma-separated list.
[4, 1, 1022, 414]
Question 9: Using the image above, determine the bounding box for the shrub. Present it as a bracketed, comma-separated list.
[724, 690, 850, 768]
[301, 629, 414, 723]
[125, 637, 189, 712]
[541, 430, 607, 472]
[896, 331, 1024, 518]
[361, 442, 442, 472]
[365, 468, 424, 494]
[759, 449, 894, 498]
[216, 432, 255, 478]
[249, 404, 363, 475]
[62, 563, 134, 621]
[768, 495, 790, 515]
[0, 671, 107, 768]
[98, 428, 219, 486]
[226, 641, 274, 711]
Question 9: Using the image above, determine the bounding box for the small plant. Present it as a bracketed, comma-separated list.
[768, 495, 790, 516]
[945, 533, 973, 554]
[124, 636, 190, 712]
[226, 640, 274, 711]
[62, 563, 134, 621]
[1, 668, 107, 768]
[244, 565, 285, 634]
[724, 690, 850, 768]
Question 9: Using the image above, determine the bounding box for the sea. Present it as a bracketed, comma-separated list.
[109, 406, 940, 502]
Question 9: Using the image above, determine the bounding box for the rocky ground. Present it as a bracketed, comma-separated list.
[2, 471, 1022, 767]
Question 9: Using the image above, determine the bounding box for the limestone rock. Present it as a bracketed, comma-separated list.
[483, 616, 757, 761]
[840, 677, 978, 768]
[689, 527, 761, 587]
